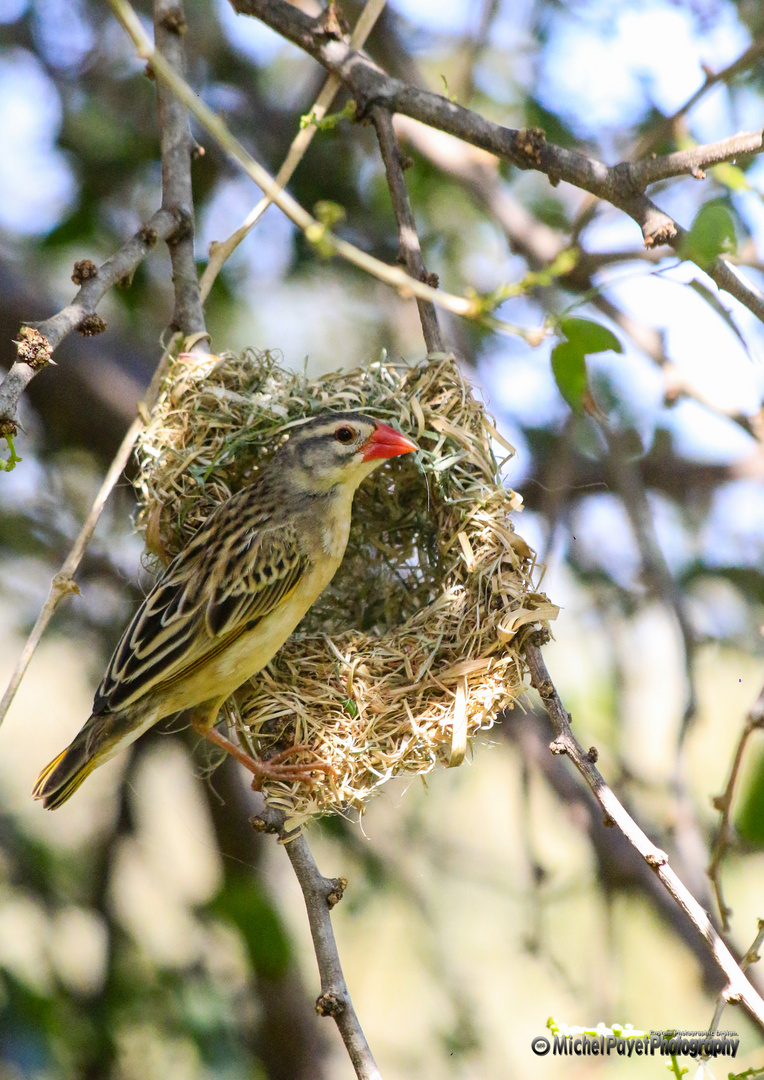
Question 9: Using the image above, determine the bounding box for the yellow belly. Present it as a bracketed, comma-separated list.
[152, 554, 341, 718]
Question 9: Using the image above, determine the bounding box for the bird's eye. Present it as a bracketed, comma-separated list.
[335, 426, 355, 444]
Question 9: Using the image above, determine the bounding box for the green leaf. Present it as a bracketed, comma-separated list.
[551, 341, 588, 411]
[551, 318, 622, 412]
[558, 317, 622, 355]
[680, 200, 737, 268]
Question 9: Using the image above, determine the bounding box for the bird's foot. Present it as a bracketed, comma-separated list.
[249, 743, 335, 792]
[196, 722, 333, 791]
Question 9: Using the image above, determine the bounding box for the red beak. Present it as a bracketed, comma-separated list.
[361, 422, 418, 462]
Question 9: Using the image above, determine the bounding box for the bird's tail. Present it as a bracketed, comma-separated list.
[32, 726, 102, 810]
[33, 706, 159, 809]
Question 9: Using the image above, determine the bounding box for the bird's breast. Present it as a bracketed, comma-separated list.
[317, 490, 353, 559]
[153, 554, 344, 715]
[321, 516, 349, 558]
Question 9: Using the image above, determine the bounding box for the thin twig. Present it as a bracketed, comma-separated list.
[0, 417, 139, 728]
[708, 684, 764, 930]
[254, 806, 382, 1080]
[235, 0, 764, 326]
[504, 703, 723, 987]
[199, 0, 387, 302]
[371, 106, 444, 354]
[709, 919, 764, 1034]
[524, 633, 764, 1032]
[0, 207, 182, 430]
[106, 0, 536, 342]
[632, 39, 764, 160]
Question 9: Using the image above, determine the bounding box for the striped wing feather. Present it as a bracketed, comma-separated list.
[93, 487, 306, 714]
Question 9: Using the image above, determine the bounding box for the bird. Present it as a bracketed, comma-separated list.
[33, 411, 418, 809]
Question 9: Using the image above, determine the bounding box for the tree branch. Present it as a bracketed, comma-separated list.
[232, 0, 764, 325]
[154, 0, 207, 339]
[107, 0, 538, 341]
[254, 806, 382, 1080]
[524, 633, 764, 1032]
[631, 131, 764, 187]
[0, 208, 182, 431]
[204, 761, 330, 1078]
[572, 39, 764, 237]
[371, 107, 444, 354]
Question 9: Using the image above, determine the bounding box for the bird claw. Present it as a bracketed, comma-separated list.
[250, 744, 335, 792]
[196, 722, 333, 791]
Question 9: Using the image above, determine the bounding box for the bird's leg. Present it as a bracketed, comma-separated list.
[191, 710, 334, 791]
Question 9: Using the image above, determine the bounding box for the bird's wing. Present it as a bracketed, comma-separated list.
[93, 488, 307, 714]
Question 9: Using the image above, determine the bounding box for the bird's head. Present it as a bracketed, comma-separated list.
[275, 411, 418, 495]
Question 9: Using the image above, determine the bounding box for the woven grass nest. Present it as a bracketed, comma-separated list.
[134, 349, 558, 821]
